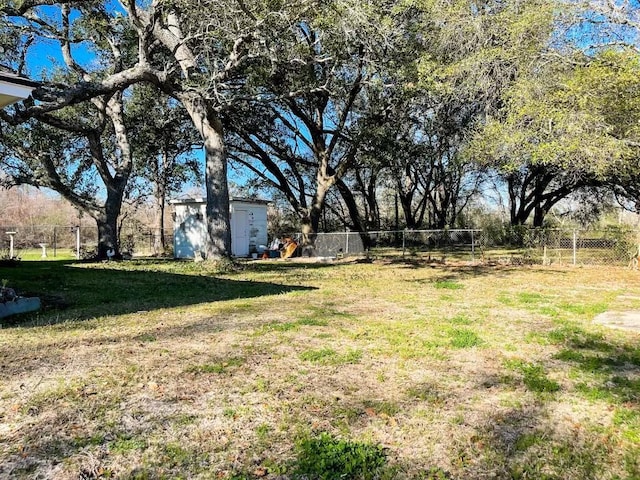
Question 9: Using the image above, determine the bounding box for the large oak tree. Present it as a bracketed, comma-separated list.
[1, 0, 313, 258]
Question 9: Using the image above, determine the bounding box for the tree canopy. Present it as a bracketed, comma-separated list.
[1, 0, 640, 257]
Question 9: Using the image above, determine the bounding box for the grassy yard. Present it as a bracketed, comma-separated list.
[1, 258, 639, 479]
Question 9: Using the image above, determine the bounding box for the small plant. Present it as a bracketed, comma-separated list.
[447, 314, 472, 325]
[255, 423, 271, 442]
[448, 328, 483, 348]
[433, 279, 464, 290]
[300, 348, 337, 363]
[0, 279, 18, 303]
[506, 360, 560, 393]
[299, 348, 363, 365]
[292, 432, 387, 480]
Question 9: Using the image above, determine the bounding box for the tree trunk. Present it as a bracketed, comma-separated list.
[336, 178, 373, 249]
[153, 191, 166, 255]
[204, 126, 231, 259]
[179, 93, 231, 259]
[96, 202, 120, 260]
[299, 176, 333, 254]
[533, 205, 546, 228]
[399, 193, 417, 229]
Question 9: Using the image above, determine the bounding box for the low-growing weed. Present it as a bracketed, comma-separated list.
[613, 408, 640, 443]
[447, 314, 472, 325]
[299, 348, 337, 363]
[299, 348, 362, 365]
[517, 292, 546, 304]
[433, 279, 464, 290]
[110, 436, 147, 454]
[186, 357, 245, 374]
[505, 360, 560, 393]
[291, 432, 387, 480]
[448, 328, 483, 348]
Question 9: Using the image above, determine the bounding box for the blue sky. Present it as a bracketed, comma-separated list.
[12, 3, 253, 198]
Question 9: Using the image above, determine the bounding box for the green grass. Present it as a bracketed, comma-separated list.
[10, 248, 77, 261]
[1, 259, 639, 479]
[448, 328, 483, 348]
[432, 278, 464, 290]
[299, 348, 362, 365]
[186, 357, 245, 374]
[505, 360, 560, 393]
[292, 432, 388, 480]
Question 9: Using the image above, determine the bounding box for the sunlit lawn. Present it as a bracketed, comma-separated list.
[1, 258, 639, 479]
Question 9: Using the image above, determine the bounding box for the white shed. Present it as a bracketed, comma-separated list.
[171, 197, 269, 258]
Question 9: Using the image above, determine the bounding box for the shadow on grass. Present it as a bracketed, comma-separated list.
[1, 260, 315, 327]
[242, 259, 347, 272]
[467, 322, 640, 479]
[549, 322, 640, 405]
[398, 262, 570, 287]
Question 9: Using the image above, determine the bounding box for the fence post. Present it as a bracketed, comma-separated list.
[53, 226, 57, 258]
[572, 230, 577, 266]
[76, 226, 81, 260]
[346, 230, 349, 255]
[471, 230, 475, 262]
[402, 229, 406, 258]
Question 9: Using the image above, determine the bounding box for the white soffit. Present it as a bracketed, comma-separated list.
[0, 73, 38, 108]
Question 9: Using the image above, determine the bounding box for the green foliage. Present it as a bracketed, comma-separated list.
[603, 225, 638, 261]
[468, 48, 640, 183]
[292, 432, 387, 480]
[447, 314, 473, 325]
[110, 437, 147, 454]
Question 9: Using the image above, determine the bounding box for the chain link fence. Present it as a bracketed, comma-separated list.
[0, 225, 174, 259]
[480, 228, 640, 267]
[1, 224, 638, 267]
[295, 228, 640, 267]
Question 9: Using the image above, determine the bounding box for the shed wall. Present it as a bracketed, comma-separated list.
[173, 200, 268, 258]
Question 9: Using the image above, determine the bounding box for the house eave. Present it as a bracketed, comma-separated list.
[0, 72, 39, 108]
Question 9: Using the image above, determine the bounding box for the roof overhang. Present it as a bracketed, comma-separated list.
[0, 72, 39, 109]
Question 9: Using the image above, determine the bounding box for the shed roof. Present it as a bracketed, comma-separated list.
[170, 197, 271, 205]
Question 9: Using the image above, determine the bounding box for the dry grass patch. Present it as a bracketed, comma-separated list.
[0, 259, 639, 478]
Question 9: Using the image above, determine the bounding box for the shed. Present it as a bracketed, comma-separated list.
[171, 197, 269, 258]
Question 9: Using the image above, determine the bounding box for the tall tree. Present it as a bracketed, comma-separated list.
[0, 91, 135, 258]
[1, 0, 313, 259]
[127, 86, 201, 255]
[468, 49, 638, 225]
[225, 1, 428, 245]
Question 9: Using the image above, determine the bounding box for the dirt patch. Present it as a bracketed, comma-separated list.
[593, 311, 640, 332]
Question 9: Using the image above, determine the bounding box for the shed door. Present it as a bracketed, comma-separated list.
[232, 209, 249, 256]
